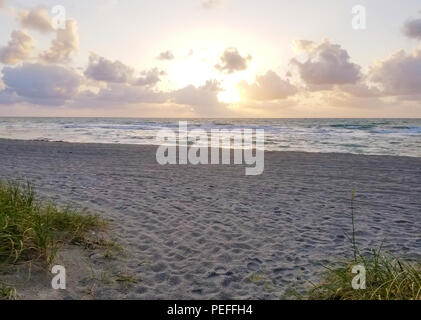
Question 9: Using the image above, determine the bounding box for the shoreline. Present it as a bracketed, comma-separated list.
[1, 137, 420, 160]
[1, 138, 420, 299]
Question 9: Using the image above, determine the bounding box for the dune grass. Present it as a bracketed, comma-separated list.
[309, 190, 421, 300]
[0, 180, 105, 266]
[309, 248, 421, 300]
[0, 284, 18, 300]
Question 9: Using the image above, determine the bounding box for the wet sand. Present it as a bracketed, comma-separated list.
[0, 138, 420, 299]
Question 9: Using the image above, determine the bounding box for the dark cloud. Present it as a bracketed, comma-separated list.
[39, 19, 79, 63]
[291, 40, 361, 86]
[0, 30, 35, 65]
[84, 54, 134, 83]
[18, 7, 53, 33]
[215, 47, 251, 74]
[403, 17, 421, 40]
[157, 50, 174, 60]
[0, 63, 82, 106]
[237, 70, 297, 101]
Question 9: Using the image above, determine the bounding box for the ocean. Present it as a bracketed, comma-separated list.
[0, 118, 420, 157]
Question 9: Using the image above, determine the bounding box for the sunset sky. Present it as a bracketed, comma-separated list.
[1, 0, 421, 117]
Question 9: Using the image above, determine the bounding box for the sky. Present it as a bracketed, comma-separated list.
[1, 0, 421, 117]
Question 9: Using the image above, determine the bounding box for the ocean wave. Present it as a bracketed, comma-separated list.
[0, 118, 420, 157]
[328, 124, 376, 130]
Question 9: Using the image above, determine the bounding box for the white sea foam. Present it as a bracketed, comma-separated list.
[0, 118, 420, 157]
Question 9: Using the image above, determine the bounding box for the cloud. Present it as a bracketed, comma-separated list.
[39, 19, 79, 63]
[338, 82, 382, 98]
[237, 70, 297, 101]
[84, 54, 134, 83]
[403, 17, 421, 40]
[135, 68, 165, 87]
[172, 79, 226, 115]
[0, 87, 24, 105]
[369, 49, 421, 97]
[70, 82, 169, 110]
[215, 47, 251, 74]
[292, 39, 316, 53]
[0, 0, 4, 8]
[291, 39, 361, 86]
[0, 63, 82, 106]
[18, 7, 53, 33]
[84, 54, 164, 87]
[0, 30, 35, 65]
[202, 0, 222, 9]
[157, 50, 174, 60]
[90, 83, 169, 105]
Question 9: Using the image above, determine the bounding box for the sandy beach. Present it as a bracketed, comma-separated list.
[0, 138, 420, 299]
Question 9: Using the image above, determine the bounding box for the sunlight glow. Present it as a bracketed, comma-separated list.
[218, 86, 241, 104]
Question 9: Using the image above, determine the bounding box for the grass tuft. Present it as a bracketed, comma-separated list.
[310, 249, 421, 300]
[0, 180, 105, 265]
[0, 284, 18, 300]
[309, 190, 421, 300]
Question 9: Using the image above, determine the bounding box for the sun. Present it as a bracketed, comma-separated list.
[164, 46, 245, 104]
[218, 86, 241, 104]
